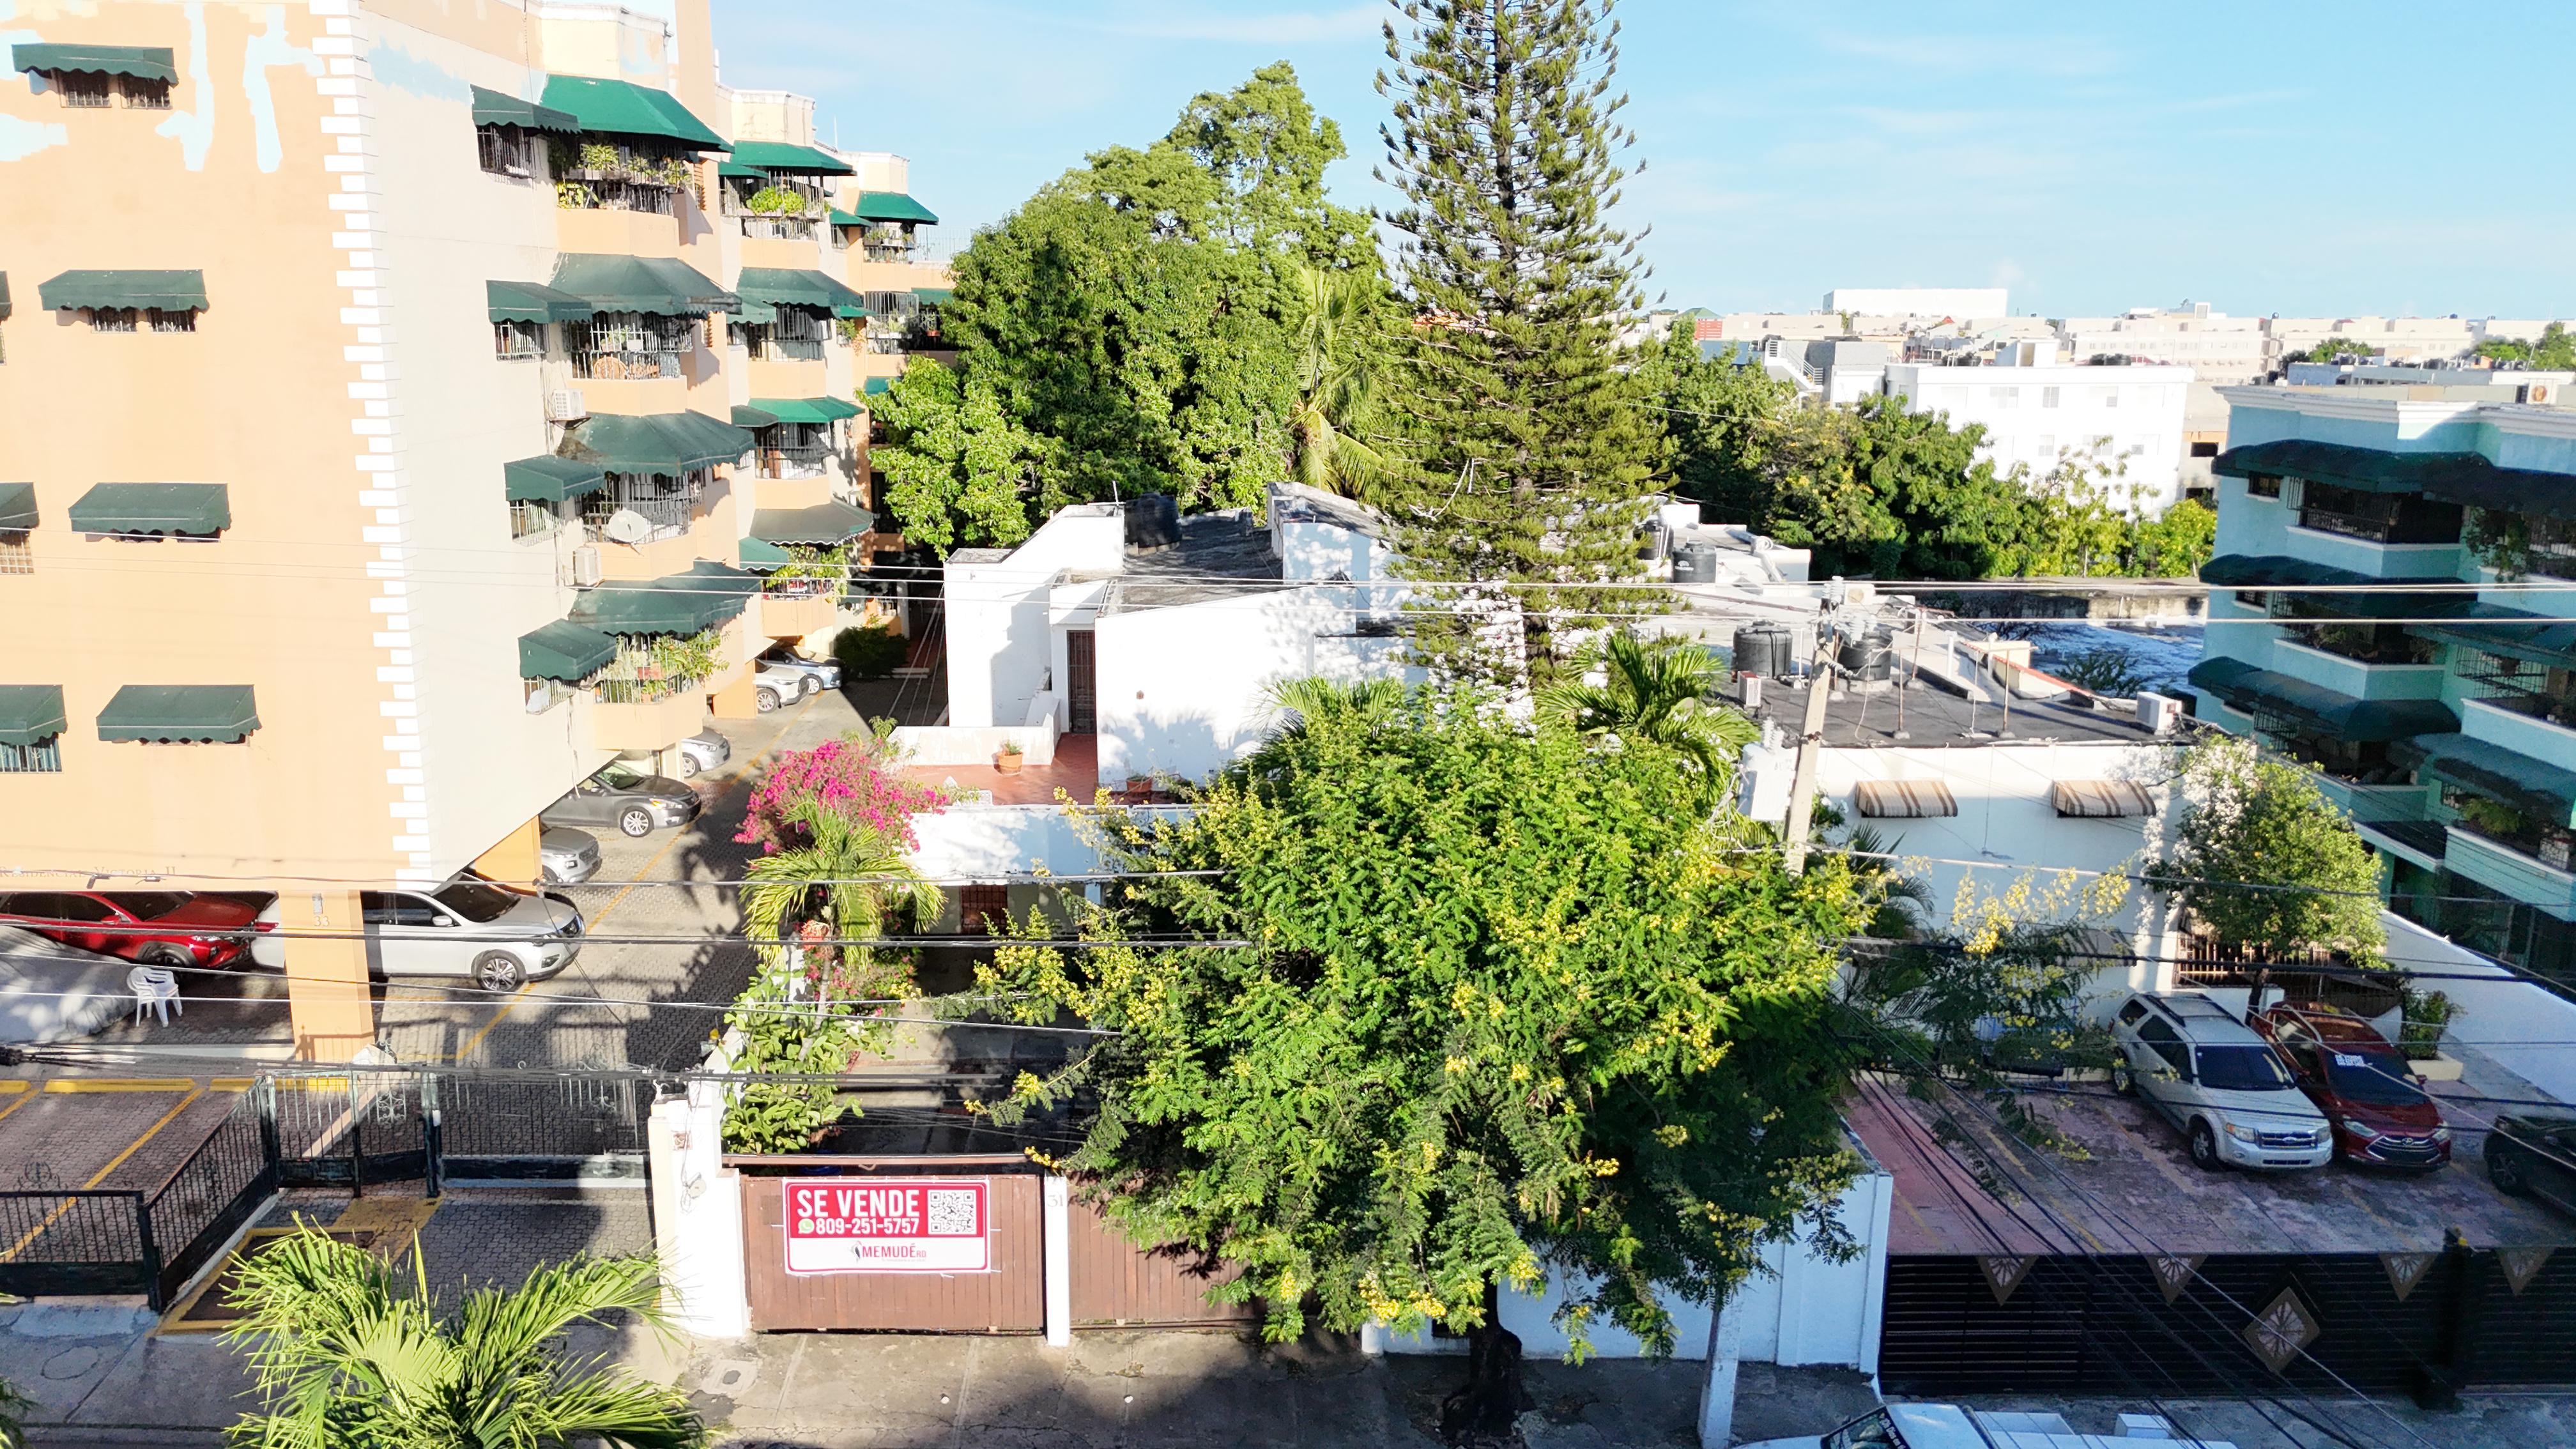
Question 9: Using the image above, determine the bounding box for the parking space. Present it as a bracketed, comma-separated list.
[0, 1080, 243, 1194]
[1851, 1066, 2576, 1256]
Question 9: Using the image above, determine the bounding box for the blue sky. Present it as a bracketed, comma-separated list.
[711, 1, 2574, 320]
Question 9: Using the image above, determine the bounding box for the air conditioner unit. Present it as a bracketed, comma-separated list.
[545, 388, 587, 422]
[2523, 382, 2558, 406]
[565, 545, 602, 588]
[2136, 691, 2181, 735]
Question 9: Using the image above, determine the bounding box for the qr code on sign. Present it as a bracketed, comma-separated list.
[926, 1188, 978, 1236]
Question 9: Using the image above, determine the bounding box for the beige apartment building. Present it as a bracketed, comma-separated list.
[0, 0, 940, 1056]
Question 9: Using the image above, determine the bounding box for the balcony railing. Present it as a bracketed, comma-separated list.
[556, 176, 678, 216]
[740, 214, 822, 242]
[572, 349, 685, 381]
[759, 445, 831, 479]
[582, 493, 696, 542]
[595, 673, 704, 705]
[752, 337, 827, 363]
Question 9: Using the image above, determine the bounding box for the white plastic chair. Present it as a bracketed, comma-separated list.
[126, 965, 180, 1026]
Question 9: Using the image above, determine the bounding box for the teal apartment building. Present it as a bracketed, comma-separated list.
[2189, 378, 2576, 977]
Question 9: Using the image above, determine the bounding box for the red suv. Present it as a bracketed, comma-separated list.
[0, 889, 266, 969]
[2250, 1002, 2451, 1170]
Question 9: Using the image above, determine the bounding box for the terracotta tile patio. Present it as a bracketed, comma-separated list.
[903, 733, 1102, 806]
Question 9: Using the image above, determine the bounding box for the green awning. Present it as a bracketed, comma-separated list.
[910, 287, 954, 305]
[2214, 438, 2575, 516]
[537, 74, 727, 150]
[558, 412, 751, 477]
[0, 686, 66, 747]
[571, 560, 761, 634]
[732, 404, 780, 429]
[549, 254, 737, 316]
[2198, 555, 2466, 620]
[716, 160, 764, 180]
[728, 141, 852, 176]
[503, 456, 608, 504]
[748, 396, 861, 424]
[733, 267, 868, 316]
[2186, 657, 2458, 743]
[519, 621, 618, 682]
[486, 279, 595, 324]
[0, 272, 11, 321]
[2396, 734, 2576, 830]
[0, 482, 33, 532]
[67, 483, 228, 536]
[470, 84, 577, 134]
[38, 270, 206, 312]
[2411, 604, 2576, 672]
[750, 502, 875, 546]
[96, 686, 259, 744]
[13, 43, 174, 82]
[834, 300, 870, 319]
[737, 537, 794, 571]
[846, 192, 938, 225]
[862, 376, 893, 397]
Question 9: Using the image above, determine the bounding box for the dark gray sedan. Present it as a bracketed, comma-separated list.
[542, 763, 701, 838]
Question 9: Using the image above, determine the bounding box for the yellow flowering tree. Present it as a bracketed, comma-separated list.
[976, 682, 1878, 1420]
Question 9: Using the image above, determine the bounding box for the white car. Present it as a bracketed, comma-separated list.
[757, 645, 841, 694]
[672, 728, 730, 780]
[249, 879, 582, 992]
[1742, 1405, 2234, 1449]
[2110, 991, 2333, 1172]
[753, 661, 813, 712]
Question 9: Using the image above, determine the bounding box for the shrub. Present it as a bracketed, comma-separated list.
[2399, 988, 2455, 1062]
[831, 622, 907, 680]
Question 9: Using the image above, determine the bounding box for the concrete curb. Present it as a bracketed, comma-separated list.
[26, 1427, 225, 1448]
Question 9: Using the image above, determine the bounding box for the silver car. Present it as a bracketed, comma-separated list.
[542, 763, 701, 838]
[249, 880, 581, 992]
[672, 728, 730, 780]
[539, 827, 601, 885]
[2110, 992, 2333, 1171]
[753, 660, 813, 712]
[758, 646, 842, 694]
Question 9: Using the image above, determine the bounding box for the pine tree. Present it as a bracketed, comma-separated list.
[1375, 0, 1663, 687]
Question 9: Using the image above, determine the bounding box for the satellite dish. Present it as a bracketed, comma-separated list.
[603, 509, 655, 544]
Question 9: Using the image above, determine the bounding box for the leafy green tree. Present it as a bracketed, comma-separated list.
[2157, 735, 2387, 963]
[1374, 0, 1665, 686]
[2475, 321, 2576, 371]
[2285, 335, 2375, 365]
[978, 686, 1878, 1427]
[2126, 495, 2216, 578]
[873, 362, 1048, 555]
[1287, 262, 1400, 502]
[1540, 632, 1754, 797]
[221, 1227, 700, 1449]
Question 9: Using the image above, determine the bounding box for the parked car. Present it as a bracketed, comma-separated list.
[539, 827, 602, 886]
[2487, 1115, 2576, 1216]
[542, 763, 701, 838]
[756, 645, 841, 695]
[1740, 1404, 2235, 1449]
[2250, 1002, 2450, 1170]
[672, 728, 730, 781]
[0, 889, 266, 969]
[753, 659, 813, 712]
[249, 879, 581, 992]
[2109, 991, 2333, 1171]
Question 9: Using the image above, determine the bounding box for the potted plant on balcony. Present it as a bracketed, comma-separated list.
[993, 740, 1025, 776]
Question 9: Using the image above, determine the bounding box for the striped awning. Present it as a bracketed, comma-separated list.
[1853, 779, 1958, 819]
[2051, 779, 2156, 818]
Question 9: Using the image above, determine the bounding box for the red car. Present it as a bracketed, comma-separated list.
[0, 889, 266, 969]
[2251, 1003, 2451, 1170]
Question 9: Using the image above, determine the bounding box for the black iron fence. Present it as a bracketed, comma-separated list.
[0, 1091, 273, 1307]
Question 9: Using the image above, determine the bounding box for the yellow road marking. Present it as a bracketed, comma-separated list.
[0, 1087, 204, 1261]
[451, 691, 816, 1063]
[0, 1091, 33, 1126]
[0, 1080, 27, 1094]
[43, 1078, 197, 1093]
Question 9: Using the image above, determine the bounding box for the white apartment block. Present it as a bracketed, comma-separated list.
[1882, 341, 2193, 509]
[1822, 287, 2009, 319]
[2056, 302, 2271, 385]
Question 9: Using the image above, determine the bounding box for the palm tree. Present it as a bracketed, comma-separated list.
[1286, 263, 1394, 502]
[1541, 633, 1756, 795]
[221, 1227, 700, 1449]
[1, 1374, 33, 1449]
[1262, 675, 1409, 747]
[739, 792, 945, 981]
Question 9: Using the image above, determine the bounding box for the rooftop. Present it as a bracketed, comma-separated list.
[1102, 510, 1284, 612]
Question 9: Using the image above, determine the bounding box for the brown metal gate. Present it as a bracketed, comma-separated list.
[1070, 1195, 1261, 1328]
[742, 1173, 1044, 1332]
[1065, 629, 1096, 732]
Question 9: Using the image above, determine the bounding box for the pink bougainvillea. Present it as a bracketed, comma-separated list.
[735, 737, 948, 855]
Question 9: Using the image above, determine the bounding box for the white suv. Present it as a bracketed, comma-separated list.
[2110, 992, 2332, 1172]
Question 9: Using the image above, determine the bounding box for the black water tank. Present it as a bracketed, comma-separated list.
[1733, 622, 1791, 678]
[1636, 523, 1668, 562]
[1836, 628, 1896, 682]
[1672, 541, 1719, 584]
[1125, 493, 1181, 549]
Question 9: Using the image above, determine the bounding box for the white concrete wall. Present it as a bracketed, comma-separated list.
[371, 17, 614, 878]
[1885, 362, 2194, 511]
[2382, 912, 2576, 1105]
[1093, 585, 1420, 786]
[943, 507, 1123, 727]
[1383, 1147, 1893, 1368]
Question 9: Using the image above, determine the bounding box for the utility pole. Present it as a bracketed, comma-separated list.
[1781, 605, 1839, 876]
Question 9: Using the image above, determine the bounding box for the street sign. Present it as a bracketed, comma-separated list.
[782, 1177, 991, 1275]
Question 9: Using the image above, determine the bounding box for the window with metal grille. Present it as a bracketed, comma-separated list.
[959, 884, 1009, 935]
[0, 736, 61, 773]
[148, 308, 195, 333]
[2244, 473, 2282, 499]
[477, 126, 532, 177]
[88, 307, 139, 333]
[566, 312, 692, 380]
[119, 76, 171, 109]
[510, 498, 572, 540]
[523, 678, 572, 713]
[494, 319, 544, 360]
[2041, 386, 2061, 408]
[0, 531, 27, 575]
[55, 70, 110, 107]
